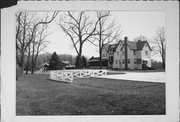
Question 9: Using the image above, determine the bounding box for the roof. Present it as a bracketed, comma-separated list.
[121, 40, 152, 51]
[88, 57, 108, 62]
[108, 44, 118, 52]
[103, 41, 122, 52]
[102, 39, 152, 52]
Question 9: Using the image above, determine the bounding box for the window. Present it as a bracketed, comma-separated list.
[142, 60, 148, 64]
[133, 50, 136, 55]
[128, 59, 130, 64]
[137, 59, 141, 64]
[119, 60, 121, 64]
[145, 50, 148, 55]
[116, 60, 117, 64]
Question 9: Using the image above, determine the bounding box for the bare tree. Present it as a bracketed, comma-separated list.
[31, 25, 50, 74]
[134, 35, 149, 42]
[16, 11, 58, 73]
[153, 27, 166, 69]
[90, 11, 121, 69]
[58, 11, 109, 69]
[16, 12, 33, 70]
[25, 31, 33, 74]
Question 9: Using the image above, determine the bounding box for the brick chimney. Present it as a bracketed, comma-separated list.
[124, 37, 128, 70]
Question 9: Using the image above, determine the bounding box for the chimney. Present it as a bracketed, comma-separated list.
[124, 37, 128, 70]
[138, 40, 141, 43]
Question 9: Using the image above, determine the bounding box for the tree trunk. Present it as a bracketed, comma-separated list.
[162, 60, 165, 69]
[99, 49, 102, 69]
[25, 48, 30, 74]
[20, 51, 25, 72]
[162, 56, 165, 69]
[161, 44, 165, 69]
[78, 45, 82, 69]
[34, 52, 39, 71]
[99, 20, 102, 69]
[31, 42, 35, 74]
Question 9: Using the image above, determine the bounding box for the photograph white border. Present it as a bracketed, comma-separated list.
[1, 1, 179, 122]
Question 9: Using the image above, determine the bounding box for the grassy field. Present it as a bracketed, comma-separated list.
[16, 74, 165, 115]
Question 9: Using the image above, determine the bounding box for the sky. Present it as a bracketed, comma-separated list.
[42, 11, 165, 61]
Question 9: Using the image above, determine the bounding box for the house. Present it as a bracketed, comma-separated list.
[88, 57, 109, 69]
[61, 61, 75, 69]
[90, 37, 152, 70]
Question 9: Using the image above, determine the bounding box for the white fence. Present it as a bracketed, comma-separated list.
[50, 69, 107, 83]
[50, 70, 73, 83]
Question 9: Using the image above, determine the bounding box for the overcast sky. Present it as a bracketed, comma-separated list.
[42, 11, 165, 61]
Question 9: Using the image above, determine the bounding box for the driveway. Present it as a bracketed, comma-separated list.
[105, 72, 166, 83]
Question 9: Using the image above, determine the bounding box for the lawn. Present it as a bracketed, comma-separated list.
[16, 74, 165, 115]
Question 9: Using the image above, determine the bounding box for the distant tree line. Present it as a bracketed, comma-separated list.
[23, 52, 88, 71]
[23, 53, 77, 70]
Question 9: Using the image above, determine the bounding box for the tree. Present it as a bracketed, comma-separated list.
[16, 12, 33, 70]
[81, 56, 88, 68]
[31, 25, 50, 74]
[90, 11, 121, 69]
[153, 27, 166, 69]
[58, 11, 109, 69]
[16, 11, 58, 73]
[49, 52, 63, 70]
[75, 55, 88, 68]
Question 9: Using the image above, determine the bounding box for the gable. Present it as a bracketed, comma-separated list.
[138, 41, 152, 51]
[142, 42, 152, 51]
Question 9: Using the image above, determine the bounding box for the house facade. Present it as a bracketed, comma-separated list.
[101, 37, 152, 70]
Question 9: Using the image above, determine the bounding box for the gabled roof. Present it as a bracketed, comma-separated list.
[102, 39, 152, 52]
[121, 40, 152, 51]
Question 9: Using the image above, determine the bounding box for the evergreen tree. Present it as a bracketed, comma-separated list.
[82, 56, 88, 68]
[49, 52, 63, 70]
[75, 55, 88, 69]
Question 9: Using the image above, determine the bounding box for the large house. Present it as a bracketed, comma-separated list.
[89, 37, 152, 70]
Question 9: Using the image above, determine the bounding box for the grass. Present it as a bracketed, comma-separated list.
[16, 74, 165, 115]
